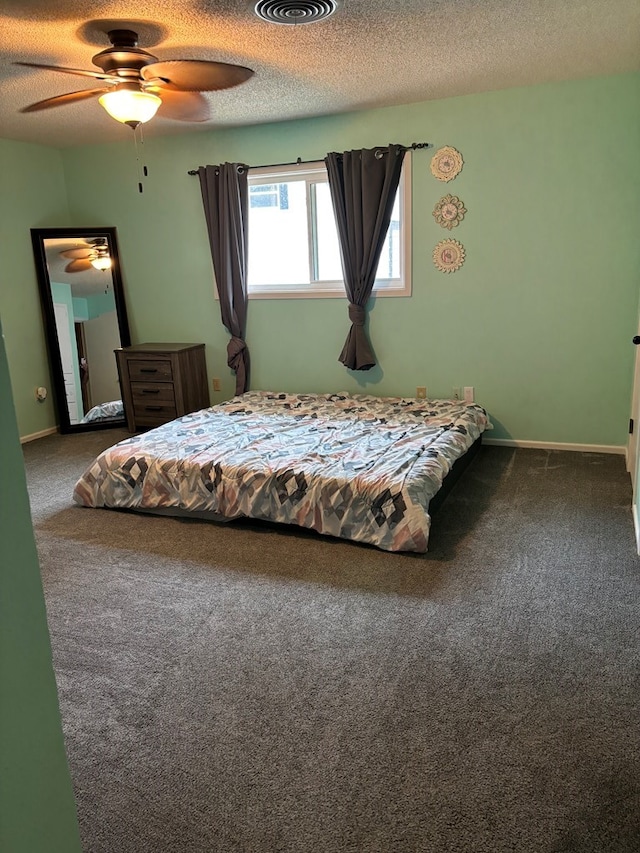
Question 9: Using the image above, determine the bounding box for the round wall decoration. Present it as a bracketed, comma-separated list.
[433, 194, 466, 229]
[433, 239, 465, 273]
[430, 146, 464, 182]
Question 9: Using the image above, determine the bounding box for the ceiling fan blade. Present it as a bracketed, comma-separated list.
[155, 89, 210, 122]
[141, 60, 253, 92]
[60, 247, 92, 259]
[20, 87, 111, 113]
[14, 61, 120, 83]
[65, 258, 93, 273]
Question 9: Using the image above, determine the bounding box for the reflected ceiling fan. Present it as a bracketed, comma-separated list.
[60, 238, 112, 272]
[16, 28, 254, 128]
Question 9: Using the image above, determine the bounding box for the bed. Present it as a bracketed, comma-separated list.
[73, 391, 491, 553]
[79, 399, 124, 424]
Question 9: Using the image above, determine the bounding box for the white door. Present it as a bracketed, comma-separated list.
[53, 302, 80, 424]
[628, 323, 640, 553]
[629, 330, 640, 483]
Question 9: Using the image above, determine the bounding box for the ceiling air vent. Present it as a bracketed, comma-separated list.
[255, 1, 337, 25]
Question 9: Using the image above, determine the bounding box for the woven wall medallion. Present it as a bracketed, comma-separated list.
[433, 194, 466, 229]
[433, 239, 465, 273]
[430, 146, 463, 182]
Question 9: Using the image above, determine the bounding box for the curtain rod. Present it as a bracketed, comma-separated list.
[187, 142, 432, 175]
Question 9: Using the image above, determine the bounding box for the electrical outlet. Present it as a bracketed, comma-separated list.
[416, 386, 427, 399]
[212, 377, 221, 392]
[463, 386, 475, 403]
[452, 387, 461, 400]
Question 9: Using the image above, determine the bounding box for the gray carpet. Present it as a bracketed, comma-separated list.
[23, 430, 640, 853]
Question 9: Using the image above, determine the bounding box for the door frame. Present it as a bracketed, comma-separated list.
[628, 321, 640, 553]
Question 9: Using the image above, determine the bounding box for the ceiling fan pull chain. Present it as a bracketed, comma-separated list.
[133, 125, 144, 193]
[140, 124, 149, 181]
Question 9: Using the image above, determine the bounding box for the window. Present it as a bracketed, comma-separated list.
[249, 183, 289, 210]
[246, 155, 411, 299]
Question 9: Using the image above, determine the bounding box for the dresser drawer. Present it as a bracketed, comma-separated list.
[132, 382, 178, 424]
[132, 403, 178, 427]
[131, 382, 176, 405]
[127, 358, 173, 382]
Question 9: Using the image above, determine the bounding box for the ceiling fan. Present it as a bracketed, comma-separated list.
[15, 28, 254, 128]
[60, 239, 112, 272]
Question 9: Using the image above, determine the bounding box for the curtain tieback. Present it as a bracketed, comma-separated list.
[227, 336, 247, 370]
[348, 303, 365, 326]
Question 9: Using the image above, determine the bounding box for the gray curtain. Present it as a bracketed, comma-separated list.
[197, 163, 250, 395]
[325, 145, 405, 370]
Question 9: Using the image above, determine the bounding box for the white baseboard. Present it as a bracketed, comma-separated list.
[633, 504, 640, 556]
[20, 426, 57, 444]
[483, 438, 625, 455]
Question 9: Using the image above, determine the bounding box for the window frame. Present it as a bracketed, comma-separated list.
[246, 153, 412, 300]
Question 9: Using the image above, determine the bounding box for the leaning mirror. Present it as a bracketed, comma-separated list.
[31, 227, 131, 433]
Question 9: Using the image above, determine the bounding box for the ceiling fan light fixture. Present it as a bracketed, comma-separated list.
[98, 88, 161, 127]
[90, 255, 112, 271]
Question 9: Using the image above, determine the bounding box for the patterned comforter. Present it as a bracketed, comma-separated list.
[80, 399, 124, 424]
[73, 391, 491, 552]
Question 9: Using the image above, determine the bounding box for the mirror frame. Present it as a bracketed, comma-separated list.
[31, 226, 131, 434]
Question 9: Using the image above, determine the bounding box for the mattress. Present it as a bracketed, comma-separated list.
[73, 391, 491, 552]
[79, 399, 124, 424]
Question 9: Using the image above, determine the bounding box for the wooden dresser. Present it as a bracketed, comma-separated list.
[116, 343, 209, 432]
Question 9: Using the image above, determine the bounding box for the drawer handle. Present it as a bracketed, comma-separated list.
[140, 368, 158, 373]
[144, 405, 163, 411]
[141, 388, 160, 394]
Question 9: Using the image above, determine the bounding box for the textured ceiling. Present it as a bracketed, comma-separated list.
[43, 236, 116, 297]
[1, 0, 639, 148]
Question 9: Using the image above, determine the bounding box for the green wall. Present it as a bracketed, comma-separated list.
[0, 319, 82, 852]
[73, 291, 116, 322]
[2, 73, 639, 445]
[0, 139, 71, 437]
[60, 72, 640, 446]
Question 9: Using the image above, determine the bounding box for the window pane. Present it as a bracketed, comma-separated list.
[377, 192, 400, 280]
[314, 181, 400, 284]
[248, 180, 310, 286]
[314, 182, 343, 282]
[249, 184, 278, 208]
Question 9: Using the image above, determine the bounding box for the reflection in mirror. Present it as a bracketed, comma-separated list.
[31, 227, 131, 433]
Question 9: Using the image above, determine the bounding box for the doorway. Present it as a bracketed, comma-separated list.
[75, 322, 91, 414]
